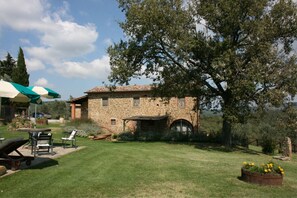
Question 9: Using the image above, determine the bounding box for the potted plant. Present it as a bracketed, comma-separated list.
[241, 161, 284, 186]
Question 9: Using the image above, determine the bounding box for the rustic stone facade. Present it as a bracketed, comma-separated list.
[84, 85, 199, 134]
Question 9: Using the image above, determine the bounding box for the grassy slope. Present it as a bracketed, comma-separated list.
[0, 126, 297, 197]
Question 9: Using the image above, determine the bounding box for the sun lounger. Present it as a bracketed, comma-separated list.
[0, 137, 34, 171]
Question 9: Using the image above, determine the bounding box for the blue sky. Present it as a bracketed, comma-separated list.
[0, 0, 144, 100]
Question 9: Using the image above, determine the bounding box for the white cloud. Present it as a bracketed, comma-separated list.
[19, 38, 31, 45]
[54, 55, 110, 80]
[26, 58, 46, 71]
[34, 77, 53, 87]
[0, 0, 101, 79]
[25, 20, 98, 63]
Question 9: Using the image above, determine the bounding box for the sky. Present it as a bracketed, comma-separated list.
[0, 0, 145, 100]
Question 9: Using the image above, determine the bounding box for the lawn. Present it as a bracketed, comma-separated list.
[0, 125, 297, 197]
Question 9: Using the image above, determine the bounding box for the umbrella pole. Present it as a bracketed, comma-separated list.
[34, 104, 37, 128]
[0, 97, 2, 117]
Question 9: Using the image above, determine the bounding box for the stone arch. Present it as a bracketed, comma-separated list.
[170, 119, 193, 135]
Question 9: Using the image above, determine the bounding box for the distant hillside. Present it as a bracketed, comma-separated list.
[200, 110, 222, 117]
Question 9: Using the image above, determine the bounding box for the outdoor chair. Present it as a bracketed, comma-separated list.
[0, 137, 34, 171]
[61, 130, 77, 148]
[32, 132, 54, 156]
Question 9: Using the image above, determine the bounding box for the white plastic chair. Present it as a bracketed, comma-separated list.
[61, 130, 77, 148]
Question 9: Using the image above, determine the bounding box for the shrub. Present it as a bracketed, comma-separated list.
[111, 133, 118, 140]
[136, 131, 162, 141]
[118, 131, 135, 141]
[160, 131, 188, 142]
[259, 123, 279, 154]
[64, 119, 101, 138]
[36, 117, 48, 125]
[8, 117, 34, 130]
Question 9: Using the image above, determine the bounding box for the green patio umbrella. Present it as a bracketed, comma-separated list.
[27, 86, 61, 99]
[27, 86, 61, 122]
[0, 79, 41, 116]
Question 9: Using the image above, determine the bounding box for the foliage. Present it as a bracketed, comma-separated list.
[36, 117, 48, 125]
[7, 117, 34, 130]
[0, 53, 15, 80]
[30, 100, 70, 119]
[109, 0, 297, 147]
[258, 123, 278, 154]
[64, 119, 101, 137]
[111, 133, 118, 140]
[12, 47, 29, 86]
[242, 161, 284, 175]
[199, 115, 222, 135]
[160, 131, 189, 142]
[117, 131, 135, 141]
[232, 108, 296, 151]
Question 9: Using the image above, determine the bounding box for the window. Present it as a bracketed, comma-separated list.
[170, 119, 193, 135]
[102, 97, 108, 106]
[111, 118, 116, 125]
[178, 98, 185, 108]
[133, 97, 140, 107]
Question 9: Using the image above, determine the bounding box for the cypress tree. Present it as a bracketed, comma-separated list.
[12, 47, 29, 86]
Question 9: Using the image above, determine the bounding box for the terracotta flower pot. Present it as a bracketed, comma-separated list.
[241, 168, 283, 186]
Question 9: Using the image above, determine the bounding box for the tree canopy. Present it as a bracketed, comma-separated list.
[0, 53, 15, 81]
[12, 47, 29, 86]
[108, 0, 297, 147]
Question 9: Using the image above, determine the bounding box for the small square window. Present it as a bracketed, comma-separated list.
[102, 97, 108, 106]
[133, 97, 140, 107]
[178, 98, 185, 108]
[111, 118, 116, 125]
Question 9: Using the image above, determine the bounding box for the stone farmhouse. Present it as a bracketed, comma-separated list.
[70, 85, 200, 136]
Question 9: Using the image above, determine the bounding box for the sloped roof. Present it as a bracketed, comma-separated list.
[69, 95, 88, 104]
[86, 85, 152, 93]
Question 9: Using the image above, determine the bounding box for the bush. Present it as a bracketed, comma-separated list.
[36, 117, 48, 125]
[259, 123, 278, 154]
[64, 119, 101, 137]
[136, 131, 162, 141]
[8, 117, 34, 130]
[160, 131, 188, 142]
[118, 131, 135, 141]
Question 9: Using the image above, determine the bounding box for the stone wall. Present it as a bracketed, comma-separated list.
[88, 91, 199, 133]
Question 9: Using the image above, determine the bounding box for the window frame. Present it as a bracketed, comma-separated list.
[133, 96, 140, 107]
[178, 97, 185, 109]
[102, 97, 109, 107]
[111, 118, 116, 125]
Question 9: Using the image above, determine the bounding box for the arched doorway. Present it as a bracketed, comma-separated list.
[170, 119, 193, 136]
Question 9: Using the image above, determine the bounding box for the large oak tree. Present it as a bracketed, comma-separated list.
[108, 0, 297, 147]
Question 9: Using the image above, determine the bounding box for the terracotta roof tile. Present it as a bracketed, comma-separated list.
[86, 85, 152, 93]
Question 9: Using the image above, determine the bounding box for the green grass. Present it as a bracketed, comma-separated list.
[0, 125, 297, 197]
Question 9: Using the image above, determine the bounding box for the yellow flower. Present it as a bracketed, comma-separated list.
[243, 162, 247, 165]
[264, 169, 268, 173]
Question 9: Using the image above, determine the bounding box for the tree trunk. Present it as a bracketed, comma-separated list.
[222, 116, 232, 148]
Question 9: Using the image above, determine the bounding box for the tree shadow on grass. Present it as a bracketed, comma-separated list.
[166, 141, 261, 154]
